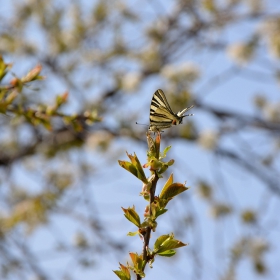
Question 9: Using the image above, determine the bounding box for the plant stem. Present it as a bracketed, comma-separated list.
[138, 132, 161, 279]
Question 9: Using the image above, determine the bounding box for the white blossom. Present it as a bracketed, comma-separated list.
[227, 42, 254, 65]
[161, 62, 200, 82]
[121, 72, 142, 92]
[86, 131, 112, 149]
[259, 17, 280, 58]
[263, 103, 280, 122]
[198, 130, 218, 150]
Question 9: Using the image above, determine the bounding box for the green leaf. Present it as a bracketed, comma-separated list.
[158, 249, 176, 257]
[118, 160, 138, 178]
[159, 173, 173, 198]
[157, 163, 169, 174]
[113, 270, 124, 279]
[128, 152, 148, 183]
[118, 153, 148, 184]
[129, 252, 137, 264]
[129, 253, 145, 277]
[127, 230, 139, 236]
[156, 239, 187, 254]
[155, 208, 168, 218]
[158, 239, 187, 252]
[154, 234, 188, 254]
[113, 263, 131, 280]
[122, 207, 141, 227]
[161, 145, 171, 159]
[154, 234, 170, 251]
[0, 58, 6, 80]
[140, 220, 150, 228]
[56, 92, 68, 107]
[0, 56, 11, 81]
[159, 182, 188, 201]
[113, 270, 130, 280]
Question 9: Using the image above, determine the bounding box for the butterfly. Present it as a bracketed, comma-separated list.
[149, 89, 194, 132]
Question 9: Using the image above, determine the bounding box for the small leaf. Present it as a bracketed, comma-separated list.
[113, 270, 124, 279]
[129, 252, 137, 265]
[154, 234, 170, 251]
[129, 252, 144, 273]
[21, 64, 43, 83]
[157, 163, 168, 174]
[128, 152, 147, 183]
[118, 160, 138, 178]
[159, 174, 173, 198]
[119, 263, 131, 279]
[158, 249, 176, 257]
[56, 92, 68, 107]
[161, 146, 171, 159]
[0, 56, 12, 81]
[122, 207, 141, 227]
[118, 153, 148, 184]
[113, 263, 131, 280]
[154, 234, 188, 254]
[127, 230, 139, 236]
[157, 239, 187, 254]
[159, 182, 188, 200]
[155, 208, 168, 218]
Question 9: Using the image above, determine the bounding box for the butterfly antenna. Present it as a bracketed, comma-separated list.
[136, 122, 149, 127]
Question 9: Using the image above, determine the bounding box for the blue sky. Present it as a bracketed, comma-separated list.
[1, 1, 280, 280]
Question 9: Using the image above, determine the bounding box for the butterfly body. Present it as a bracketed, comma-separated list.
[149, 89, 193, 132]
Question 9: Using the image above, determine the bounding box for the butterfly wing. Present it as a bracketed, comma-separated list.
[149, 89, 179, 131]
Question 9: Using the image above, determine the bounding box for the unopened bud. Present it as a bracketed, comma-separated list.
[167, 159, 175, 166]
[150, 159, 162, 170]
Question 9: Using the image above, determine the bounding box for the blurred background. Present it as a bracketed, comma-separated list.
[0, 0, 280, 279]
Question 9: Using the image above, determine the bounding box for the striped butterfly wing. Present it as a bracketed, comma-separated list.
[149, 89, 179, 131]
